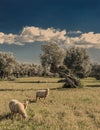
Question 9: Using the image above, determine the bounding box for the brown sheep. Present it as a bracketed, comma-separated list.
[9, 99, 28, 119]
[36, 88, 49, 102]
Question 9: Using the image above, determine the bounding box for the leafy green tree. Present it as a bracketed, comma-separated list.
[40, 42, 65, 75]
[15, 63, 43, 77]
[90, 63, 100, 80]
[64, 47, 92, 78]
[0, 52, 17, 79]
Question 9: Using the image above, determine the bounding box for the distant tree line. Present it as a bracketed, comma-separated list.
[0, 52, 43, 80]
[0, 41, 100, 82]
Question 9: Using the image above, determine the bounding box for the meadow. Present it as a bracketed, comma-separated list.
[0, 77, 100, 130]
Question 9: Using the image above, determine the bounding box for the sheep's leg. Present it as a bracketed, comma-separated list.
[36, 96, 38, 102]
[16, 113, 20, 119]
[10, 112, 13, 119]
[18, 114, 23, 120]
[11, 112, 15, 120]
[43, 97, 47, 104]
[39, 97, 43, 102]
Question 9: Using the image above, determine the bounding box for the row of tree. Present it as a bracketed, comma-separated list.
[40, 42, 92, 78]
[0, 42, 100, 81]
[0, 52, 44, 79]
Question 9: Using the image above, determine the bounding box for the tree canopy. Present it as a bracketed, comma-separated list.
[0, 52, 17, 79]
[64, 47, 92, 78]
[40, 42, 65, 74]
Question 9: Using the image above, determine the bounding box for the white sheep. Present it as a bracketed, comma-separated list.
[36, 88, 49, 102]
[9, 99, 28, 119]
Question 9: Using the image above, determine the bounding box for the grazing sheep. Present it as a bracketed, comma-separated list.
[36, 88, 49, 102]
[9, 99, 28, 119]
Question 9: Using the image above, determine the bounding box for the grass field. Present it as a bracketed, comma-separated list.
[0, 77, 100, 130]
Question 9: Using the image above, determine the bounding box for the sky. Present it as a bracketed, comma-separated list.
[0, 0, 100, 64]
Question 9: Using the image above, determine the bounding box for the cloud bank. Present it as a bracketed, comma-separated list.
[69, 32, 100, 49]
[0, 26, 100, 49]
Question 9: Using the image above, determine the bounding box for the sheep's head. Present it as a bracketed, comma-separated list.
[22, 112, 28, 119]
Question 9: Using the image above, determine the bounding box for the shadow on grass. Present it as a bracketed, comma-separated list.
[0, 113, 11, 121]
[0, 87, 73, 92]
[28, 99, 37, 103]
[0, 88, 37, 92]
[50, 87, 71, 91]
[86, 84, 100, 87]
[14, 81, 59, 83]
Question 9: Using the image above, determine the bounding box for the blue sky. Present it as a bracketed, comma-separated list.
[0, 0, 100, 64]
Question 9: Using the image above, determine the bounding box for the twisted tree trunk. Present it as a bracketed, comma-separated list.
[57, 66, 80, 88]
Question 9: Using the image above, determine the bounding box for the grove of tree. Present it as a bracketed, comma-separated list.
[64, 47, 92, 78]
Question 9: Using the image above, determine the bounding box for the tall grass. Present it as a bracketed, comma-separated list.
[0, 77, 100, 130]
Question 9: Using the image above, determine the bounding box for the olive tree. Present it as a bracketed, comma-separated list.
[40, 42, 65, 75]
[64, 47, 92, 78]
[0, 52, 17, 79]
[90, 63, 100, 80]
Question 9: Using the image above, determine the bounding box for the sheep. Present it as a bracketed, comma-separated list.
[36, 88, 49, 102]
[9, 99, 28, 119]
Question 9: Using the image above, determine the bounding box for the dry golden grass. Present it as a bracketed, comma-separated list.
[0, 77, 100, 130]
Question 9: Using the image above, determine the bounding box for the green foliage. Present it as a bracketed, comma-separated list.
[40, 42, 65, 74]
[64, 47, 92, 78]
[90, 63, 100, 80]
[0, 52, 17, 79]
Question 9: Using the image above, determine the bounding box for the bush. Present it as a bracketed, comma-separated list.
[7, 76, 16, 81]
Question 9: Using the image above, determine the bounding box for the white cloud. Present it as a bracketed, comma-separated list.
[81, 32, 100, 44]
[69, 32, 100, 48]
[0, 26, 67, 45]
[0, 26, 100, 49]
[0, 32, 17, 45]
[68, 30, 82, 34]
[20, 26, 66, 42]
